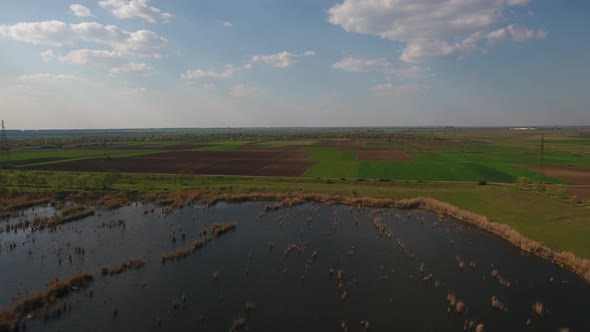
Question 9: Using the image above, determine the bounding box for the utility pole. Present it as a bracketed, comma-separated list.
[0, 120, 10, 163]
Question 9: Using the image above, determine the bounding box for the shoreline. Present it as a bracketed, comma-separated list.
[2, 190, 589, 284]
[147, 190, 590, 284]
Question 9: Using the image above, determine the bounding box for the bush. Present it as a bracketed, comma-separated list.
[516, 177, 530, 187]
[478, 180, 488, 186]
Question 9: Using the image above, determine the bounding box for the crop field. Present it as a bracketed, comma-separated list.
[2, 129, 589, 191]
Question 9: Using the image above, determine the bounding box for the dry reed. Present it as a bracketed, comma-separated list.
[210, 223, 237, 237]
[160, 239, 207, 263]
[0, 273, 93, 330]
[106, 258, 145, 275]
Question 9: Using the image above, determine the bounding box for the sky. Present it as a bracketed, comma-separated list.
[0, 0, 589, 129]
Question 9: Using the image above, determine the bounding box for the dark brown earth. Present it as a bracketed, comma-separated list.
[25, 150, 316, 177]
[522, 165, 590, 185]
[70, 144, 210, 151]
[562, 186, 590, 200]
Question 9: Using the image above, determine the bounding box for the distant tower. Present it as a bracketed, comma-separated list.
[1, 120, 9, 163]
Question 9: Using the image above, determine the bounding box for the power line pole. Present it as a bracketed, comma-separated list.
[0, 120, 10, 163]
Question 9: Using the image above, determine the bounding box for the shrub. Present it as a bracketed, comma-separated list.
[478, 180, 487, 186]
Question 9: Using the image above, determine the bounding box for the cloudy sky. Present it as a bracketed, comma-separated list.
[1, 0, 589, 129]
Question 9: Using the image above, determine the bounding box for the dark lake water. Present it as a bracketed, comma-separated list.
[0, 202, 588, 331]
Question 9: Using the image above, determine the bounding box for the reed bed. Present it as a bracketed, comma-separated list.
[160, 239, 208, 263]
[105, 258, 145, 276]
[0, 273, 93, 330]
[210, 223, 237, 237]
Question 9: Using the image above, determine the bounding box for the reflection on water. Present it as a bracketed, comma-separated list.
[1, 202, 588, 331]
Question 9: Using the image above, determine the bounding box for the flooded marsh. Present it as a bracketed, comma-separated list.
[1, 201, 588, 331]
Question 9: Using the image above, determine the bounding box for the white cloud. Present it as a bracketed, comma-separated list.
[17, 73, 91, 85]
[251, 50, 315, 68]
[0, 20, 168, 58]
[0, 20, 70, 46]
[42, 49, 153, 76]
[332, 57, 389, 72]
[372, 83, 427, 96]
[53, 49, 122, 65]
[40, 49, 56, 62]
[222, 21, 232, 28]
[229, 84, 258, 97]
[181, 64, 243, 80]
[117, 87, 147, 95]
[182, 50, 314, 82]
[98, 0, 174, 23]
[328, 0, 545, 63]
[109, 62, 153, 76]
[70, 4, 94, 18]
[487, 24, 547, 42]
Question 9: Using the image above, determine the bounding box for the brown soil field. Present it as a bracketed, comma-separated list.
[560, 186, 590, 200]
[25, 150, 315, 177]
[356, 150, 414, 161]
[71, 144, 210, 151]
[522, 165, 590, 184]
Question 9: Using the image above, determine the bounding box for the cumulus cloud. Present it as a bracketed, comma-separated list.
[0, 20, 168, 58]
[42, 48, 153, 76]
[70, 4, 94, 17]
[251, 50, 315, 68]
[229, 84, 258, 97]
[222, 21, 232, 28]
[17, 73, 91, 85]
[371, 83, 427, 96]
[98, 0, 174, 23]
[328, 0, 545, 63]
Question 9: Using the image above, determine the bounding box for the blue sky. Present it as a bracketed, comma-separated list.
[0, 0, 589, 129]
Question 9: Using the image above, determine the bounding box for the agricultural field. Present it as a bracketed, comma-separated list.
[2, 129, 589, 190]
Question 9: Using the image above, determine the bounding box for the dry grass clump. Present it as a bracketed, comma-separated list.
[490, 269, 511, 287]
[105, 258, 145, 276]
[447, 293, 466, 314]
[372, 217, 392, 238]
[99, 192, 134, 210]
[283, 242, 307, 258]
[0, 193, 54, 217]
[455, 300, 465, 313]
[160, 239, 208, 263]
[533, 302, 544, 316]
[491, 296, 506, 311]
[210, 223, 237, 237]
[47, 206, 94, 228]
[0, 273, 93, 329]
[230, 316, 246, 332]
